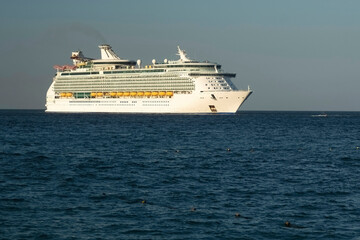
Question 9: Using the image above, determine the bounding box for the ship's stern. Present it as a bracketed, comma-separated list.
[45, 81, 55, 112]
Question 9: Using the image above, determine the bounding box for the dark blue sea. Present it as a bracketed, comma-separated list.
[0, 110, 359, 240]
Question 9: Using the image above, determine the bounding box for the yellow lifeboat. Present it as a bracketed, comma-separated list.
[130, 92, 137, 96]
[137, 92, 144, 96]
[166, 91, 174, 96]
[123, 92, 130, 96]
[110, 92, 117, 97]
[116, 92, 123, 97]
[151, 92, 159, 96]
[90, 92, 97, 97]
[159, 91, 166, 96]
[60, 92, 66, 97]
[76, 62, 86, 67]
[144, 92, 151, 97]
[66, 92, 73, 97]
[96, 92, 103, 97]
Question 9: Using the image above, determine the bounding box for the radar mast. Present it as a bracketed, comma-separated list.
[177, 46, 191, 62]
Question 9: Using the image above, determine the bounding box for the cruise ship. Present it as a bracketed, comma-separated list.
[45, 44, 252, 113]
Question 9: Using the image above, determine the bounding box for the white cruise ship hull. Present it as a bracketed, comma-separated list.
[46, 88, 252, 114]
[46, 44, 253, 113]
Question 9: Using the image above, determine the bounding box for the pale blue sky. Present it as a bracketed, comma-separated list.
[1, 0, 360, 110]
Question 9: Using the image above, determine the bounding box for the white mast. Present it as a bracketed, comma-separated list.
[177, 46, 191, 62]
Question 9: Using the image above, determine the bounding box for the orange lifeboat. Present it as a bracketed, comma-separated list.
[116, 92, 123, 97]
[166, 91, 174, 96]
[60, 92, 66, 97]
[130, 92, 137, 96]
[137, 92, 144, 96]
[66, 92, 73, 97]
[144, 92, 151, 96]
[96, 92, 103, 97]
[123, 92, 130, 96]
[110, 92, 117, 97]
[151, 92, 159, 96]
[90, 92, 97, 97]
[159, 91, 166, 96]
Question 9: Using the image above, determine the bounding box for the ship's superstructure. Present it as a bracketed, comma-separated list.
[46, 44, 252, 113]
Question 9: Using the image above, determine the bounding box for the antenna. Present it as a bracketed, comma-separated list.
[177, 46, 191, 62]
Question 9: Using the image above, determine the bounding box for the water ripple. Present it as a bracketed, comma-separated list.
[0, 110, 360, 239]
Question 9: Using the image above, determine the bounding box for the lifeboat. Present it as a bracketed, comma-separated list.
[130, 92, 137, 96]
[152, 92, 159, 96]
[66, 92, 73, 97]
[110, 92, 117, 97]
[116, 92, 123, 97]
[90, 92, 97, 97]
[159, 91, 166, 96]
[123, 92, 130, 96]
[144, 92, 151, 97]
[76, 62, 86, 67]
[60, 92, 66, 97]
[137, 92, 144, 96]
[166, 91, 174, 96]
[96, 92, 103, 97]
